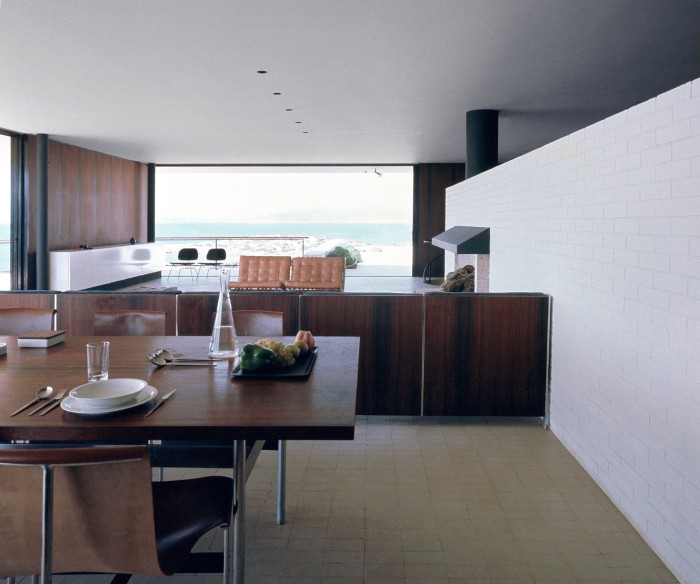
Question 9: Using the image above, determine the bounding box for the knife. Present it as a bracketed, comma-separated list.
[145, 389, 177, 417]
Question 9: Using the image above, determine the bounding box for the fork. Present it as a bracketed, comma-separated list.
[29, 389, 67, 416]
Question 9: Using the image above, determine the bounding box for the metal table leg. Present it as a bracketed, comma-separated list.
[277, 439, 286, 525]
[231, 440, 246, 584]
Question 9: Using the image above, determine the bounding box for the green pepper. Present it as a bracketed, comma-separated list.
[239, 343, 277, 372]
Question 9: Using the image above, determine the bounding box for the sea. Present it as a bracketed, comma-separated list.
[0, 222, 412, 272]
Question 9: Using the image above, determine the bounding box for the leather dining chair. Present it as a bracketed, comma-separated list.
[235, 309, 287, 523]
[232, 309, 284, 337]
[0, 308, 56, 336]
[93, 310, 167, 336]
[0, 444, 233, 584]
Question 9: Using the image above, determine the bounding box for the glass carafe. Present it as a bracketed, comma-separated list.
[208, 268, 239, 359]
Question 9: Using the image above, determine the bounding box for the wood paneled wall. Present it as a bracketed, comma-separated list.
[300, 293, 424, 415]
[412, 163, 465, 278]
[26, 137, 148, 254]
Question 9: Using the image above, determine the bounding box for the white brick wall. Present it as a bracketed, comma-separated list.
[446, 79, 700, 584]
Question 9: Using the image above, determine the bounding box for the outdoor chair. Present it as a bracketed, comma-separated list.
[228, 255, 291, 291]
[0, 444, 233, 584]
[93, 310, 167, 336]
[200, 248, 228, 277]
[166, 248, 199, 280]
[0, 308, 56, 335]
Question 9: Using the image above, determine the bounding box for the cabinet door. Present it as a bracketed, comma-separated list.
[423, 294, 550, 416]
[300, 294, 423, 415]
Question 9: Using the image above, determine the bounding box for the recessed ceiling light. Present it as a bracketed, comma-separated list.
[295, 121, 302, 124]
[273, 92, 281, 95]
[286, 108, 293, 111]
[256, 70, 268, 74]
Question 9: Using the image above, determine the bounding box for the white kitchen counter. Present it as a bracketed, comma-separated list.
[49, 243, 159, 291]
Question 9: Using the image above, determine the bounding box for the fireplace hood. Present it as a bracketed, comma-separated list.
[431, 226, 490, 254]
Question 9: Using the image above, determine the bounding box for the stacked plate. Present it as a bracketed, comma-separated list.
[61, 378, 158, 415]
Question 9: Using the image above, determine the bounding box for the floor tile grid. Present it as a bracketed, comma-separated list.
[12, 417, 677, 584]
[238, 417, 677, 584]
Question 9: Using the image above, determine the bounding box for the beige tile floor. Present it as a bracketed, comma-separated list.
[14, 417, 678, 584]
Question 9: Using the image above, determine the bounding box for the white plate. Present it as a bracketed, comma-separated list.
[69, 378, 147, 408]
[61, 386, 158, 415]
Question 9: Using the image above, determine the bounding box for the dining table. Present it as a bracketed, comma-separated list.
[0, 334, 360, 584]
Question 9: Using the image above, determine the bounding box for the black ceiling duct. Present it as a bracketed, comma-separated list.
[431, 226, 490, 254]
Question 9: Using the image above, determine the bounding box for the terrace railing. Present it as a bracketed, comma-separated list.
[155, 235, 309, 264]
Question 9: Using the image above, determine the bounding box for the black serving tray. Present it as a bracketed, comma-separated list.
[232, 348, 318, 379]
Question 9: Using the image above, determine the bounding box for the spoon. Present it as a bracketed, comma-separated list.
[10, 386, 55, 416]
[149, 354, 216, 367]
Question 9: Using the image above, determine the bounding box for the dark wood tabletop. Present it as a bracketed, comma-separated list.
[0, 335, 360, 443]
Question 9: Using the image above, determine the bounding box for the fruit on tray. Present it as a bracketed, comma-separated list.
[295, 330, 315, 349]
[255, 338, 296, 366]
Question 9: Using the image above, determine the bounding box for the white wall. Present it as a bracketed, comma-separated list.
[446, 79, 700, 584]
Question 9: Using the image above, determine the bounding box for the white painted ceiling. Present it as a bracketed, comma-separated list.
[0, 0, 698, 166]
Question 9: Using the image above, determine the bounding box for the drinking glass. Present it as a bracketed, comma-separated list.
[87, 341, 110, 382]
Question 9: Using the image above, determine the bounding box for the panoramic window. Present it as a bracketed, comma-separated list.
[155, 166, 413, 274]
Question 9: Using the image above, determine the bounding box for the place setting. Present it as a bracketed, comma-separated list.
[60, 378, 159, 416]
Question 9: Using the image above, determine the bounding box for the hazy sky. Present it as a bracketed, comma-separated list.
[156, 166, 413, 224]
[0, 157, 414, 230]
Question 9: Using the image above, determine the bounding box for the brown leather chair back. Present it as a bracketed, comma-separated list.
[0, 446, 163, 577]
[285, 256, 345, 291]
[0, 308, 56, 335]
[232, 310, 284, 337]
[0, 445, 234, 579]
[238, 255, 291, 281]
[94, 310, 167, 336]
[229, 255, 292, 290]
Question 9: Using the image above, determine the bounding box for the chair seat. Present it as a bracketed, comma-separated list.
[283, 281, 343, 291]
[153, 476, 233, 575]
[229, 280, 286, 290]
